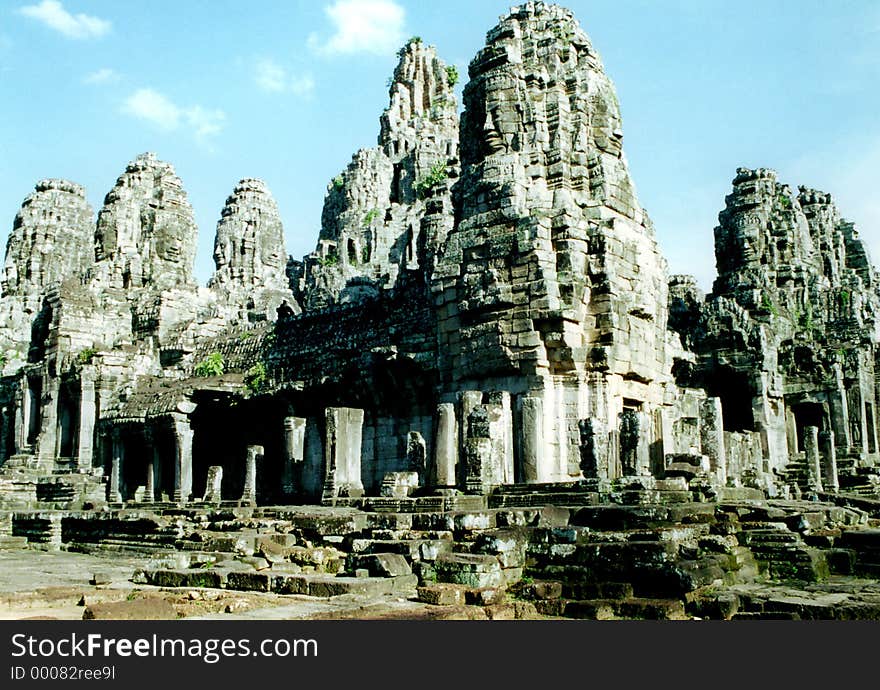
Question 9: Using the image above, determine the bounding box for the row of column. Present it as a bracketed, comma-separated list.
[106, 412, 193, 504]
[9, 369, 99, 471]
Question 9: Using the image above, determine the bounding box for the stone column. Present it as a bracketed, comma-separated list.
[519, 397, 544, 483]
[0, 405, 10, 463]
[14, 377, 28, 452]
[463, 405, 500, 494]
[143, 426, 155, 501]
[204, 466, 223, 503]
[803, 425, 823, 492]
[458, 391, 483, 478]
[108, 427, 123, 503]
[171, 413, 194, 504]
[619, 409, 640, 476]
[282, 416, 306, 496]
[37, 376, 60, 465]
[433, 403, 457, 487]
[76, 368, 97, 472]
[785, 407, 798, 458]
[241, 445, 263, 505]
[487, 391, 514, 484]
[700, 397, 727, 485]
[578, 417, 608, 480]
[819, 430, 839, 492]
[322, 407, 364, 501]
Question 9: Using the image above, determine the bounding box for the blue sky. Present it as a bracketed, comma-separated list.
[1, 0, 878, 290]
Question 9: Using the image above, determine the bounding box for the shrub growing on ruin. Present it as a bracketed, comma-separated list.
[414, 161, 448, 200]
[194, 352, 225, 377]
[244, 362, 268, 394]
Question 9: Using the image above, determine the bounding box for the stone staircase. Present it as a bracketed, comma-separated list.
[3, 492, 877, 619]
[736, 522, 829, 581]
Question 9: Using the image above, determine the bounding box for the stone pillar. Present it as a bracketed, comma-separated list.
[14, 378, 28, 452]
[433, 403, 457, 487]
[171, 413, 194, 504]
[819, 430, 839, 492]
[829, 369, 852, 450]
[108, 427, 123, 503]
[619, 409, 640, 476]
[37, 376, 60, 465]
[463, 405, 502, 494]
[458, 391, 483, 476]
[322, 407, 364, 501]
[242, 445, 263, 505]
[76, 368, 97, 472]
[785, 407, 798, 458]
[487, 391, 514, 484]
[407, 430, 427, 474]
[204, 465, 223, 503]
[519, 397, 545, 483]
[700, 397, 727, 485]
[637, 411, 653, 476]
[282, 416, 306, 496]
[803, 425, 823, 492]
[143, 427, 155, 502]
[0, 405, 9, 462]
[578, 417, 608, 480]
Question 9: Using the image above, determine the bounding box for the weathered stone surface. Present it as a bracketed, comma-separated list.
[350, 553, 413, 578]
[83, 598, 177, 620]
[93, 152, 197, 291]
[3, 4, 880, 627]
[208, 178, 297, 323]
[3, 179, 93, 300]
[295, 37, 458, 310]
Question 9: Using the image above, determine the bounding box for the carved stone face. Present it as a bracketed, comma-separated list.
[259, 224, 282, 269]
[154, 221, 184, 263]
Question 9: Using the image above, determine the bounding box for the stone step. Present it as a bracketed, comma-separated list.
[535, 597, 687, 620]
[0, 535, 28, 550]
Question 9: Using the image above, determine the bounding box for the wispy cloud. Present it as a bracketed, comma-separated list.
[186, 106, 226, 142]
[18, 0, 111, 40]
[308, 0, 405, 56]
[83, 67, 119, 85]
[254, 58, 315, 98]
[255, 59, 286, 92]
[122, 88, 226, 145]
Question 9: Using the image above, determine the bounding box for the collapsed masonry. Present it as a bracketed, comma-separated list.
[1, 2, 878, 515]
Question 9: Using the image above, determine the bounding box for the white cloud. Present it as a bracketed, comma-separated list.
[290, 74, 316, 97]
[308, 0, 405, 56]
[123, 88, 181, 130]
[83, 67, 119, 85]
[254, 58, 315, 98]
[122, 88, 226, 144]
[185, 106, 226, 142]
[255, 59, 287, 93]
[19, 0, 111, 40]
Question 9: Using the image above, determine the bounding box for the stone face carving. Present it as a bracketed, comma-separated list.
[208, 178, 297, 323]
[295, 38, 459, 310]
[3, 179, 94, 300]
[669, 164, 880, 483]
[93, 152, 197, 291]
[2, 1, 880, 515]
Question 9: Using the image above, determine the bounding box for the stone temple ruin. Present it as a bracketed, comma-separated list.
[3, 3, 880, 620]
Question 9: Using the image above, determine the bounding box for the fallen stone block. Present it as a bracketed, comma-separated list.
[226, 571, 272, 593]
[417, 583, 466, 606]
[148, 569, 225, 589]
[435, 553, 504, 588]
[83, 598, 177, 620]
[484, 603, 517, 620]
[351, 553, 412, 578]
